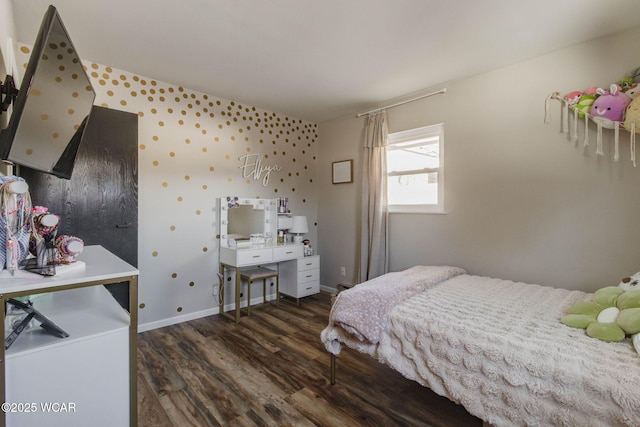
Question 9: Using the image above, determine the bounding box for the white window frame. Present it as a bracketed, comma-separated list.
[386, 123, 444, 214]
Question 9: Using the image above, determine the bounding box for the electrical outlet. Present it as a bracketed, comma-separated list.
[212, 279, 219, 297]
[340, 266, 346, 276]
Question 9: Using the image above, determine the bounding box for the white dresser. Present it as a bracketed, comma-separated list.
[0, 246, 138, 427]
[279, 255, 320, 303]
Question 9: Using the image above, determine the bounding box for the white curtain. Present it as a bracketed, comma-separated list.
[357, 111, 388, 282]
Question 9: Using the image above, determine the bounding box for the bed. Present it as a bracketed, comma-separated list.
[320, 266, 640, 427]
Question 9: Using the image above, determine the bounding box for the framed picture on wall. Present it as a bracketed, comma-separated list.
[332, 160, 353, 184]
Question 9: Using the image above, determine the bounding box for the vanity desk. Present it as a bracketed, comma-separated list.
[218, 197, 319, 322]
[219, 243, 303, 322]
[0, 245, 138, 427]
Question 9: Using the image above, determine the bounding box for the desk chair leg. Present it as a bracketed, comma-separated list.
[247, 279, 252, 317]
[217, 272, 224, 316]
[235, 267, 241, 323]
[263, 279, 267, 304]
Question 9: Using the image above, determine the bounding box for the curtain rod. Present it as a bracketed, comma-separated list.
[356, 88, 447, 117]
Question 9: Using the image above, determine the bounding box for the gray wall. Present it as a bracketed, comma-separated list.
[318, 26, 640, 293]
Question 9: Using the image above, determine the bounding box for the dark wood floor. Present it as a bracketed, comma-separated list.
[137, 292, 482, 426]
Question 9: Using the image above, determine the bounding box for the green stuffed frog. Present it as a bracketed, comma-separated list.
[562, 272, 640, 354]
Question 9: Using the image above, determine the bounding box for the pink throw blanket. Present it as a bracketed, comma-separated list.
[323, 266, 465, 347]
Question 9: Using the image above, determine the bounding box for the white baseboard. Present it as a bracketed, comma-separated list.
[321, 285, 337, 293]
[138, 307, 218, 332]
[139, 287, 339, 333]
[137, 294, 280, 332]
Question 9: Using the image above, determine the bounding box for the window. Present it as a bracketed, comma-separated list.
[386, 123, 444, 213]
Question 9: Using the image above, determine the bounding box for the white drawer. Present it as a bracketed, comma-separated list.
[297, 256, 319, 272]
[273, 245, 303, 261]
[297, 280, 319, 297]
[297, 268, 319, 284]
[237, 248, 273, 265]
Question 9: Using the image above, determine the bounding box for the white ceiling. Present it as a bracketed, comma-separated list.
[9, 0, 640, 122]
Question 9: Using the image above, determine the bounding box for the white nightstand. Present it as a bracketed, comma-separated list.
[279, 255, 320, 304]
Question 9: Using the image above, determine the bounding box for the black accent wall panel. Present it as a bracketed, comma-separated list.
[19, 105, 138, 309]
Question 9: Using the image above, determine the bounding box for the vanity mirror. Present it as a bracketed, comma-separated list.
[219, 197, 276, 248]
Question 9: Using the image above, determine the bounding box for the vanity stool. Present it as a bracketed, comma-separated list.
[240, 267, 279, 316]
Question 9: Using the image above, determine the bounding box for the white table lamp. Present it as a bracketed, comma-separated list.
[290, 216, 309, 244]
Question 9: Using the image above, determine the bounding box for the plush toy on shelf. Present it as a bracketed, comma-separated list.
[547, 66, 640, 163]
[617, 67, 640, 90]
[623, 84, 639, 100]
[564, 90, 582, 106]
[624, 95, 640, 134]
[561, 272, 640, 355]
[575, 86, 599, 118]
[619, 76, 635, 91]
[590, 84, 631, 129]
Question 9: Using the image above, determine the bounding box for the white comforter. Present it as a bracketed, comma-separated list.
[323, 273, 640, 427]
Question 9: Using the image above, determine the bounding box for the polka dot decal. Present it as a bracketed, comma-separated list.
[17, 44, 318, 326]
